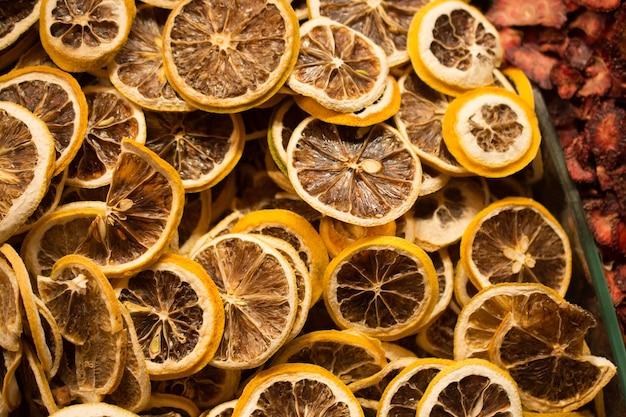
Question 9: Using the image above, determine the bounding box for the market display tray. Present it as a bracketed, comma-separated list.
[531, 87, 626, 414]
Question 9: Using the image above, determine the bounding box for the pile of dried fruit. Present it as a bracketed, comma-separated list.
[483, 0, 626, 339]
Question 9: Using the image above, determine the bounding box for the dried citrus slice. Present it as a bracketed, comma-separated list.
[0, 25, 40, 71]
[0, 0, 41, 51]
[460, 197, 572, 297]
[377, 357, 454, 417]
[1, 346, 22, 414]
[107, 4, 195, 112]
[19, 341, 59, 415]
[176, 190, 213, 256]
[348, 356, 418, 402]
[488, 296, 615, 412]
[202, 399, 238, 417]
[308, 0, 430, 67]
[322, 236, 439, 341]
[144, 110, 245, 192]
[143, 392, 201, 417]
[189, 232, 298, 370]
[502, 66, 535, 109]
[22, 139, 185, 279]
[39, 0, 136, 73]
[415, 358, 523, 417]
[233, 363, 364, 417]
[407, 0, 503, 96]
[414, 302, 458, 359]
[0, 100, 56, 244]
[452, 261, 478, 307]
[48, 402, 141, 417]
[293, 75, 402, 127]
[0, 248, 22, 353]
[66, 84, 147, 189]
[115, 253, 225, 380]
[405, 176, 487, 252]
[163, 0, 299, 113]
[229, 208, 329, 303]
[393, 67, 469, 176]
[0, 66, 88, 176]
[15, 170, 67, 236]
[319, 216, 396, 259]
[421, 247, 455, 327]
[267, 97, 309, 175]
[286, 117, 422, 227]
[453, 283, 566, 361]
[442, 86, 541, 178]
[287, 17, 389, 113]
[270, 329, 388, 385]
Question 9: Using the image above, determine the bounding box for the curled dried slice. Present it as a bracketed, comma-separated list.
[0, 248, 22, 353]
[288, 17, 389, 113]
[48, 402, 141, 417]
[39, 0, 136, 73]
[163, 0, 300, 113]
[0, 0, 41, 51]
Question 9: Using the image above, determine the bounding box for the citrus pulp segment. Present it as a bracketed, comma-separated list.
[287, 17, 389, 113]
[144, 110, 245, 192]
[307, 0, 431, 67]
[442, 86, 541, 178]
[189, 232, 298, 370]
[415, 358, 523, 417]
[66, 84, 147, 189]
[232, 363, 365, 417]
[108, 4, 195, 112]
[286, 117, 422, 227]
[0, 0, 41, 51]
[39, 0, 136, 73]
[0, 100, 56, 245]
[163, 0, 300, 113]
[407, 0, 503, 95]
[460, 197, 572, 297]
[270, 329, 388, 385]
[322, 235, 439, 340]
[0, 65, 88, 176]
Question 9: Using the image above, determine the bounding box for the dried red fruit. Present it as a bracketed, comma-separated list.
[585, 99, 626, 169]
[584, 195, 623, 251]
[598, 4, 626, 85]
[604, 265, 626, 306]
[568, 10, 608, 44]
[564, 37, 594, 69]
[563, 134, 597, 183]
[508, 44, 559, 89]
[551, 62, 585, 98]
[579, 56, 612, 96]
[486, 0, 568, 28]
[571, 0, 621, 12]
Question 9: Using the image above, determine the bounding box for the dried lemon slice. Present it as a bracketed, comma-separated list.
[407, 0, 503, 96]
[0, 0, 41, 51]
[163, 0, 299, 113]
[460, 197, 572, 297]
[416, 358, 523, 417]
[322, 236, 439, 341]
[0, 100, 56, 245]
[0, 65, 88, 176]
[189, 232, 298, 370]
[233, 363, 364, 417]
[442, 86, 541, 178]
[286, 117, 422, 227]
[0, 248, 22, 353]
[287, 17, 389, 113]
[48, 402, 141, 417]
[319, 216, 396, 259]
[39, 0, 136, 73]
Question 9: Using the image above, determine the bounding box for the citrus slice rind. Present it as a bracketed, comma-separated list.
[460, 197, 572, 297]
[0, 0, 42, 51]
[47, 402, 141, 417]
[287, 16, 390, 113]
[39, 0, 136, 73]
[163, 0, 300, 113]
[286, 117, 422, 227]
[407, 0, 503, 95]
[0, 249, 22, 353]
[322, 235, 439, 341]
[442, 87, 541, 178]
[0, 100, 56, 245]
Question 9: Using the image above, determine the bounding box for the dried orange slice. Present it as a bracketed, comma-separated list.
[270, 329, 388, 385]
[416, 358, 523, 417]
[287, 17, 389, 113]
[393, 67, 469, 176]
[163, 0, 299, 113]
[66, 84, 146, 189]
[308, 0, 431, 67]
[460, 197, 572, 297]
[189, 232, 298, 370]
[407, 0, 503, 96]
[0, 66, 88, 176]
[116, 253, 225, 380]
[22, 139, 185, 279]
[0, 0, 41, 51]
[108, 4, 195, 112]
[293, 75, 402, 127]
[144, 110, 245, 192]
[322, 236, 439, 341]
[442, 86, 541, 178]
[39, 0, 136, 73]
[233, 363, 365, 417]
[286, 117, 422, 227]
[0, 100, 56, 245]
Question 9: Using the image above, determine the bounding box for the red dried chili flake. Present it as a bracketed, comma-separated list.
[486, 0, 568, 28]
[508, 44, 559, 89]
[585, 99, 626, 169]
[551, 62, 586, 98]
[568, 10, 608, 44]
[571, 0, 621, 12]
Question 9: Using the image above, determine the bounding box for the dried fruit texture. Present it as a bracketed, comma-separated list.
[486, 0, 568, 28]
